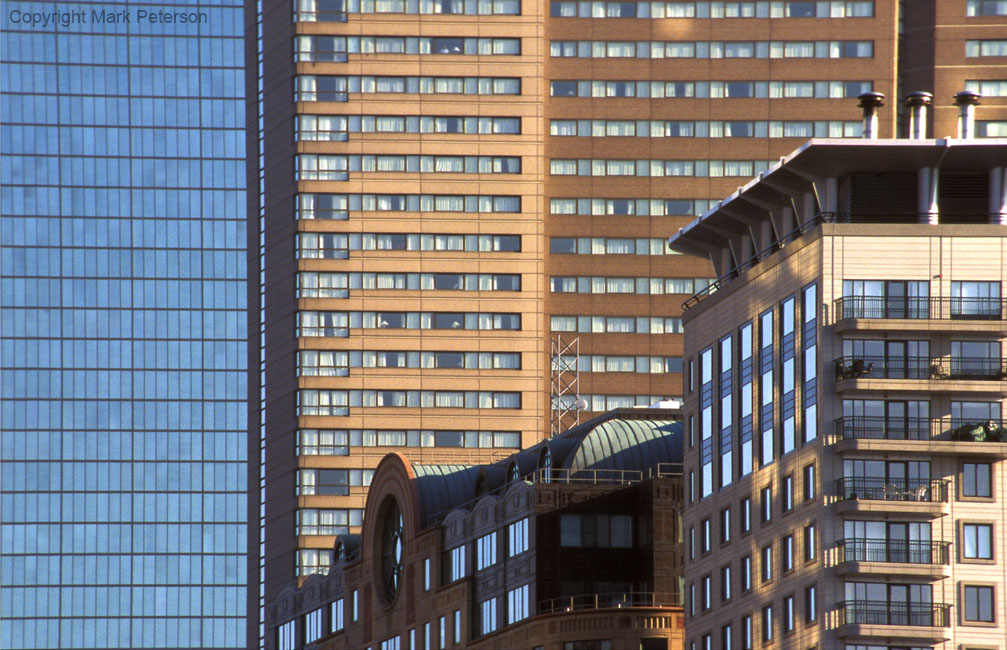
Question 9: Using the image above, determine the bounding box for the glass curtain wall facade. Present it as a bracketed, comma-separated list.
[0, 1, 250, 647]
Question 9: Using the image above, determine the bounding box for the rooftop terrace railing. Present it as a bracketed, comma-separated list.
[420, 462, 683, 527]
[538, 591, 682, 615]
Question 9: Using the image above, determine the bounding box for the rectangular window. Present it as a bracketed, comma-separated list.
[963, 585, 995, 622]
[277, 621, 296, 650]
[740, 497, 751, 534]
[424, 558, 431, 590]
[803, 464, 815, 501]
[477, 600, 494, 635]
[963, 523, 993, 559]
[331, 599, 345, 632]
[739, 321, 755, 475]
[702, 517, 711, 553]
[702, 574, 712, 610]
[780, 296, 797, 455]
[963, 463, 992, 497]
[802, 283, 818, 443]
[760, 486, 772, 523]
[439, 616, 446, 649]
[782, 475, 793, 512]
[741, 555, 752, 592]
[720, 507, 731, 544]
[761, 545, 773, 583]
[560, 514, 633, 547]
[447, 545, 466, 581]
[719, 334, 735, 487]
[721, 625, 732, 650]
[804, 523, 816, 562]
[507, 584, 530, 624]
[721, 564, 732, 601]
[761, 605, 774, 642]
[783, 535, 794, 572]
[352, 590, 359, 622]
[508, 518, 530, 556]
[476, 532, 497, 570]
[804, 584, 817, 623]
[759, 309, 775, 467]
[700, 346, 715, 497]
[741, 614, 752, 650]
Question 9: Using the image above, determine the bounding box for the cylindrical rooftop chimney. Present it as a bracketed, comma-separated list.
[905, 91, 932, 140]
[858, 92, 885, 139]
[955, 90, 981, 139]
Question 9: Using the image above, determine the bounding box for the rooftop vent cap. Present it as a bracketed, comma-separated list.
[857, 92, 885, 139]
[904, 91, 932, 140]
[954, 90, 981, 139]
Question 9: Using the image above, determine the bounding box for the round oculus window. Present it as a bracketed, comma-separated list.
[380, 499, 404, 601]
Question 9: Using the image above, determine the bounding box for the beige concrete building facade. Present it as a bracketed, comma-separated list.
[255, 0, 1007, 618]
[671, 139, 1007, 650]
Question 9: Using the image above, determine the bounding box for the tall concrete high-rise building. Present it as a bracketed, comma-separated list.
[671, 132, 1007, 648]
[0, 1, 254, 647]
[257, 0, 1007, 625]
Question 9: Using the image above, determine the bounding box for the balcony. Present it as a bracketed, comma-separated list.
[837, 538, 950, 565]
[833, 356, 1007, 395]
[835, 538, 951, 579]
[835, 296, 1007, 320]
[833, 416, 1007, 457]
[834, 477, 949, 517]
[835, 600, 951, 642]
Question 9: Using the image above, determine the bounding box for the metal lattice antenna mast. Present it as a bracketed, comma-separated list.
[550, 335, 580, 436]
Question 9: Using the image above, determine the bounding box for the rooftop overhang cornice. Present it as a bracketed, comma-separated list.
[669, 138, 1007, 254]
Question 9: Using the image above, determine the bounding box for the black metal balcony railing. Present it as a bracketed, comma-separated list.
[835, 477, 948, 503]
[837, 600, 951, 627]
[834, 356, 930, 380]
[834, 415, 931, 440]
[834, 356, 1007, 381]
[835, 416, 1007, 442]
[834, 296, 1007, 321]
[929, 356, 1007, 380]
[836, 538, 950, 565]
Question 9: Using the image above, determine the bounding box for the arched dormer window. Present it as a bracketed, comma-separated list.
[539, 446, 552, 482]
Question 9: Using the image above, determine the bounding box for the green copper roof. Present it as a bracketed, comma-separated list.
[563, 419, 682, 471]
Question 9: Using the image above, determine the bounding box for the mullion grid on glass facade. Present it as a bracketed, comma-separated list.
[0, 2, 249, 647]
